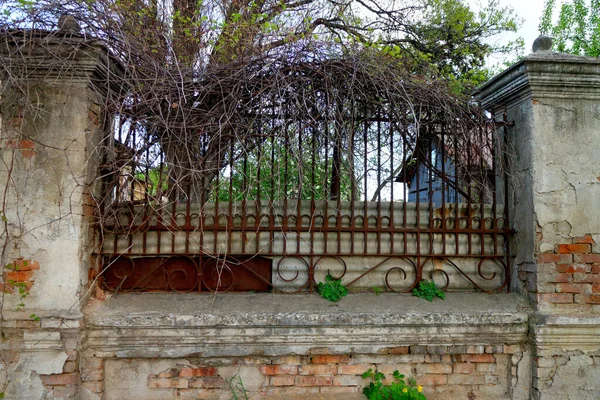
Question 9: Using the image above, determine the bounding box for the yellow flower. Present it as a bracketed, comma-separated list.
[418, 385, 423, 393]
[402, 388, 408, 393]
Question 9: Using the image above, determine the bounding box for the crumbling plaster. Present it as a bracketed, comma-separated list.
[531, 98, 600, 246]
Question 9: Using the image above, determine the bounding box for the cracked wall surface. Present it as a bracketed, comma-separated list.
[475, 48, 600, 400]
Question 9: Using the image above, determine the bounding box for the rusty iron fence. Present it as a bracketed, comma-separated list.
[97, 103, 512, 294]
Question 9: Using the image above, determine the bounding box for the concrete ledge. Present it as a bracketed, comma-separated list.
[84, 293, 530, 358]
[532, 314, 600, 350]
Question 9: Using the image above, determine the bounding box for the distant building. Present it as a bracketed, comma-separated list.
[396, 128, 495, 205]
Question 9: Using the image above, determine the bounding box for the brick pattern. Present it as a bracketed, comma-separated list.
[1, 259, 40, 293]
[533, 235, 600, 310]
[133, 345, 523, 398]
[1, 139, 36, 158]
[80, 357, 104, 397]
[40, 335, 81, 399]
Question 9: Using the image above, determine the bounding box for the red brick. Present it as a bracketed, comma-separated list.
[260, 365, 298, 376]
[8, 259, 40, 271]
[18, 140, 34, 149]
[263, 387, 320, 396]
[424, 354, 452, 363]
[476, 363, 496, 373]
[270, 376, 295, 386]
[0, 283, 13, 294]
[584, 295, 600, 304]
[459, 354, 495, 363]
[537, 253, 571, 263]
[333, 375, 366, 386]
[295, 376, 333, 386]
[593, 284, 600, 293]
[16, 320, 41, 328]
[538, 293, 574, 304]
[3, 270, 34, 282]
[465, 345, 485, 354]
[189, 377, 225, 389]
[337, 364, 373, 375]
[448, 374, 484, 385]
[556, 283, 590, 293]
[179, 367, 217, 377]
[574, 235, 596, 245]
[40, 373, 79, 386]
[573, 273, 600, 283]
[299, 364, 337, 376]
[553, 273, 572, 283]
[4, 139, 33, 149]
[272, 356, 305, 364]
[320, 386, 362, 394]
[416, 364, 452, 374]
[503, 344, 522, 354]
[387, 347, 410, 355]
[557, 264, 590, 273]
[63, 361, 77, 373]
[149, 378, 188, 389]
[418, 375, 447, 386]
[453, 363, 476, 374]
[574, 254, 600, 263]
[557, 244, 591, 254]
[7, 116, 23, 127]
[157, 368, 179, 378]
[311, 355, 350, 364]
[21, 149, 36, 158]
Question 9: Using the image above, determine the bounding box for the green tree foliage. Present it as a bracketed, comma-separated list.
[213, 140, 354, 201]
[539, 0, 600, 56]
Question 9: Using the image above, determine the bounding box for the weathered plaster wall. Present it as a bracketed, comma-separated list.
[0, 84, 100, 315]
[475, 47, 600, 400]
[0, 35, 124, 399]
[83, 292, 531, 400]
[531, 97, 600, 246]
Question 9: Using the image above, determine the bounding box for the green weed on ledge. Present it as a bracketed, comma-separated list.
[412, 280, 445, 302]
[317, 274, 348, 302]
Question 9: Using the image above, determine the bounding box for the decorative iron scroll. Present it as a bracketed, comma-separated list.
[101, 252, 507, 294]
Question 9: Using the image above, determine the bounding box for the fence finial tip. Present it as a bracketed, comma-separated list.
[532, 36, 553, 53]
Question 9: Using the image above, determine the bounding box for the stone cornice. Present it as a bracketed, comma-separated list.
[474, 51, 600, 108]
[83, 293, 530, 358]
[531, 315, 600, 349]
[0, 30, 128, 97]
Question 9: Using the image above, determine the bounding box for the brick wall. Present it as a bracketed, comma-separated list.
[1, 259, 39, 293]
[83, 344, 527, 399]
[532, 235, 600, 312]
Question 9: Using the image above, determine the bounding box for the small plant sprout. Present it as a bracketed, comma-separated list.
[412, 280, 445, 302]
[317, 274, 348, 302]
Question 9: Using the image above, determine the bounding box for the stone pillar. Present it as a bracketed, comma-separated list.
[474, 39, 600, 399]
[0, 31, 125, 398]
